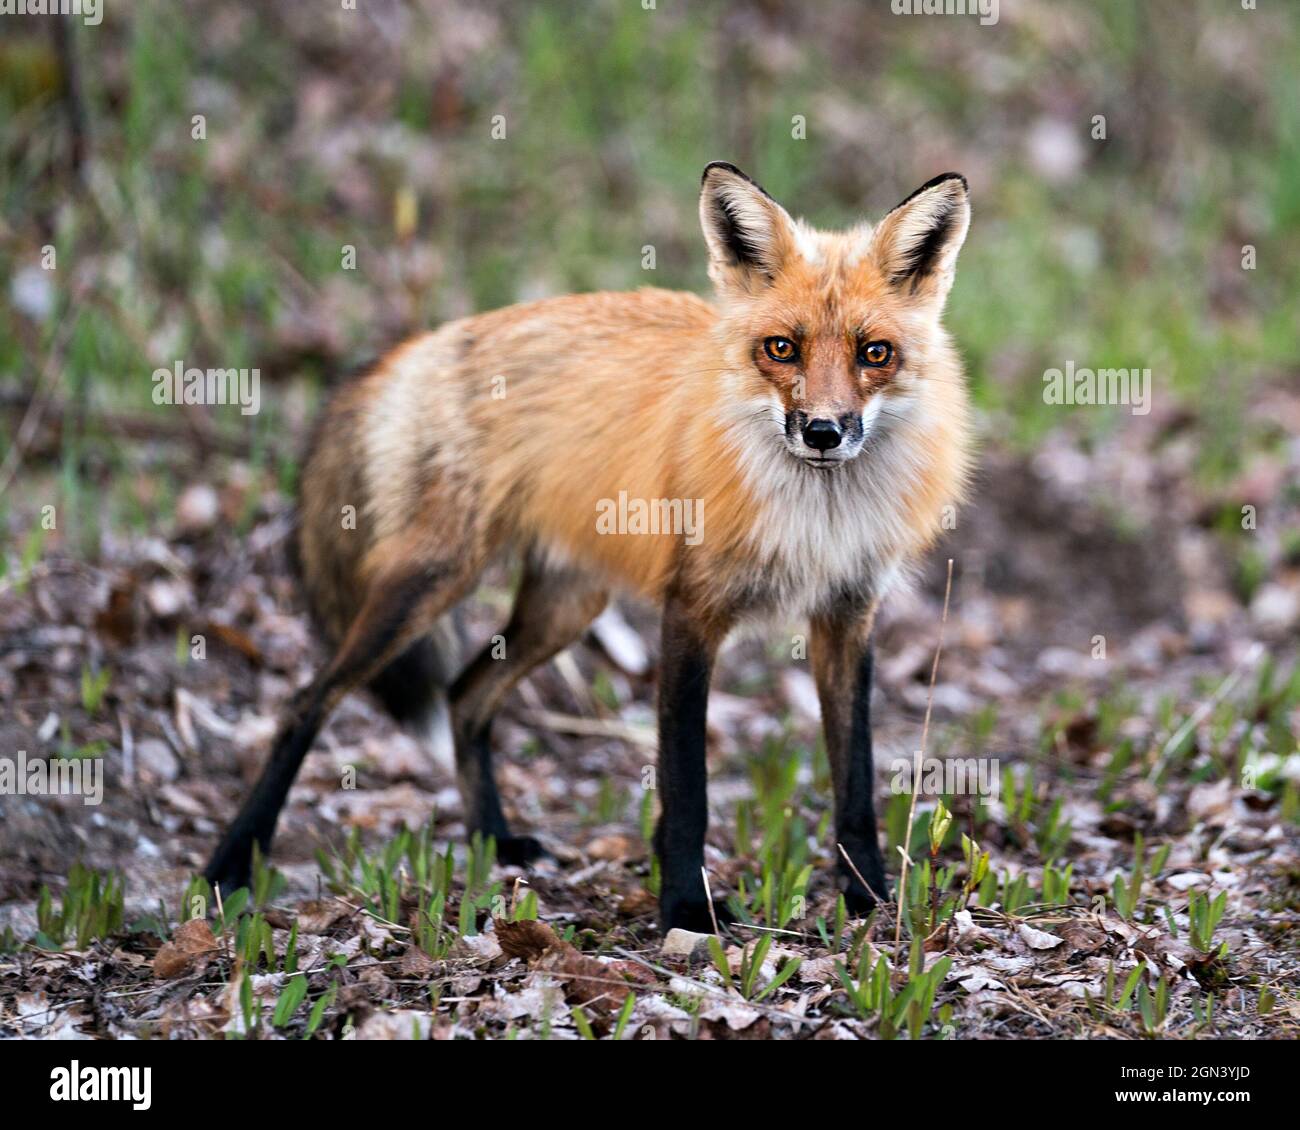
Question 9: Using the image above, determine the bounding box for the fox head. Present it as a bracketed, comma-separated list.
[700, 162, 969, 469]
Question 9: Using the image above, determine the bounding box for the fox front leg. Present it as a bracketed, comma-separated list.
[653, 592, 729, 933]
[810, 603, 888, 912]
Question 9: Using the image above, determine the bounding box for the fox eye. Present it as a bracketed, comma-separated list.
[763, 337, 799, 363]
[860, 341, 892, 367]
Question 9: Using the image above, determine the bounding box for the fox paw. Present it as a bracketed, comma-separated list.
[495, 834, 547, 866]
[660, 890, 719, 935]
[203, 848, 252, 900]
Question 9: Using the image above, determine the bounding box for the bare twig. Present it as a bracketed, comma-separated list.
[895, 558, 955, 957]
[0, 391, 253, 459]
[836, 842, 886, 907]
[520, 709, 656, 747]
[701, 867, 722, 937]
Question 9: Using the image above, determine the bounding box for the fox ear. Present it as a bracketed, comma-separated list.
[699, 162, 796, 292]
[870, 173, 970, 305]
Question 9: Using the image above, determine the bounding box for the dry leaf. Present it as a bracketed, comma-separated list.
[1057, 920, 1106, 954]
[399, 945, 438, 977]
[495, 918, 559, 962]
[153, 917, 218, 978]
[1017, 923, 1065, 950]
[296, 899, 350, 934]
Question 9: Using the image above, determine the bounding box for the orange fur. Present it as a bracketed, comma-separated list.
[298, 168, 972, 638]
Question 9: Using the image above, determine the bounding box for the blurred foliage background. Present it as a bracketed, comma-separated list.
[5, 4, 1300, 1045]
[1, 0, 1297, 551]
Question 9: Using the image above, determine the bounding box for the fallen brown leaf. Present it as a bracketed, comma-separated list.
[495, 917, 634, 1015]
[152, 917, 218, 979]
[495, 918, 560, 962]
[399, 944, 438, 977]
[204, 620, 264, 665]
[1058, 920, 1107, 955]
[295, 898, 351, 934]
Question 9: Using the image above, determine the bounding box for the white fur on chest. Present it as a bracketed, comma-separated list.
[725, 397, 924, 617]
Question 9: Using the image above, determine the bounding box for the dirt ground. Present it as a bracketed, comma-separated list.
[2, 389, 1297, 1039]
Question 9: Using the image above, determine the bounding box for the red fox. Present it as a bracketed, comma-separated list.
[205, 163, 972, 932]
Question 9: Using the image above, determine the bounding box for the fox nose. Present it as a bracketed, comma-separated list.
[802, 418, 842, 451]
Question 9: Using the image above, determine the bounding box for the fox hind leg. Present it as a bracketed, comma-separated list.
[204, 557, 473, 894]
[367, 612, 462, 767]
[449, 556, 608, 865]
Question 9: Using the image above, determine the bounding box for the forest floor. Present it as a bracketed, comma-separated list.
[2, 387, 1298, 1040]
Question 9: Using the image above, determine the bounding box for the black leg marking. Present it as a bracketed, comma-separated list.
[448, 558, 606, 863]
[836, 644, 887, 910]
[204, 688, 325, 894]
[812, 612, 888, 914]
[205, 568, 447, 892]
[655, 597, 723, 933]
